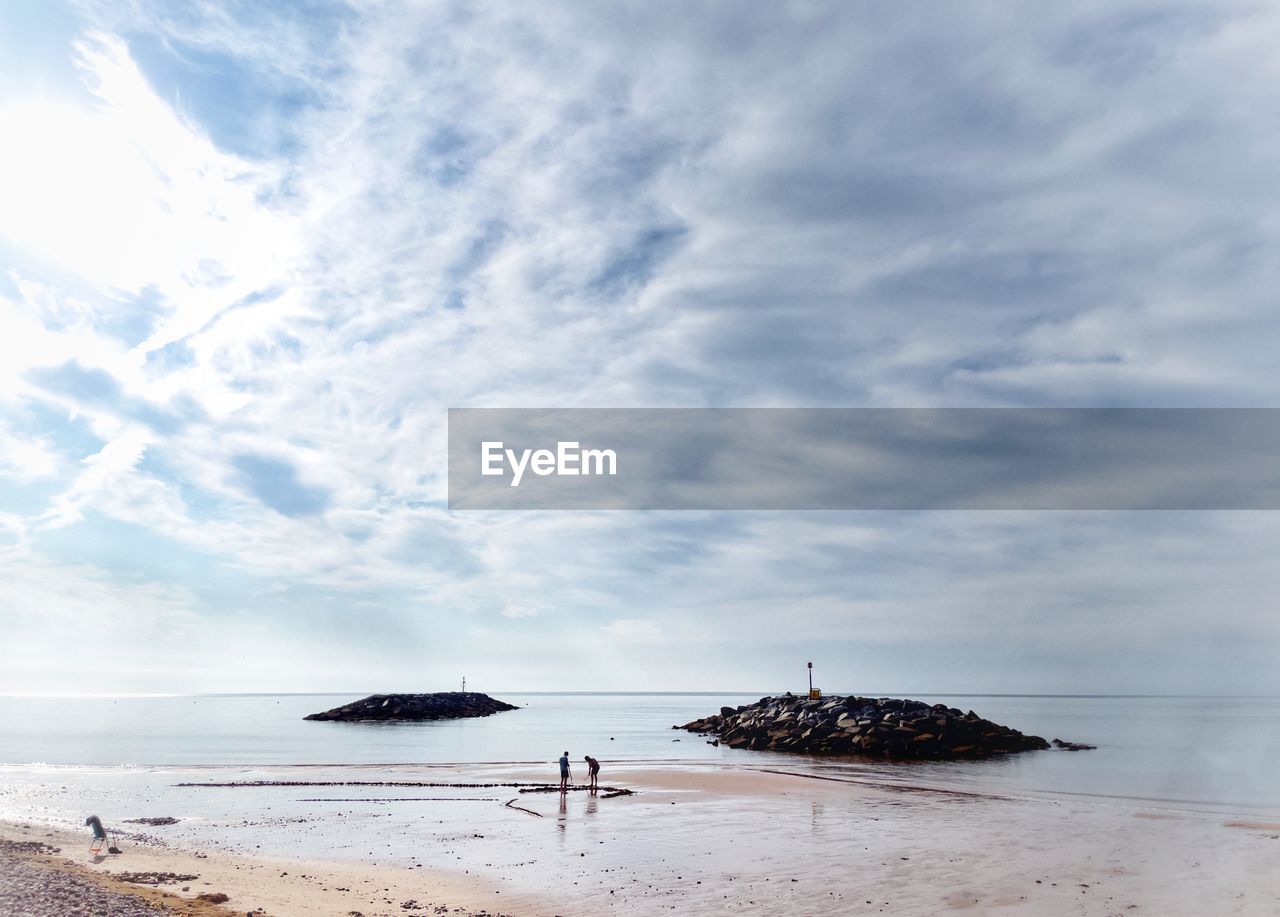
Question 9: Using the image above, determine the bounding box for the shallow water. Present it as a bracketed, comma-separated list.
[0, 693, 1276, 811]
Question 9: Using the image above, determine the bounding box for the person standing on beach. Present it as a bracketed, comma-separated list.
[584, 755, 600, 791]
[559, 751, 571, 791]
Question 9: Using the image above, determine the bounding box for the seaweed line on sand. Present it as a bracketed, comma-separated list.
[176, 780, 635, 797]
[504, 799, 543, 817]
[296, 797, 501, 802]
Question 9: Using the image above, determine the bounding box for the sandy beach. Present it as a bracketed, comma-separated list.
[0, 820, 524, 917]
[3, 762, 1278, 916]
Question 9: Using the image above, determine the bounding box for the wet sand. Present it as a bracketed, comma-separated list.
[2, 762, 1278, 915]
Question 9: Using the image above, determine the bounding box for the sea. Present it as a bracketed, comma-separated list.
[1, 692, 1276, 813]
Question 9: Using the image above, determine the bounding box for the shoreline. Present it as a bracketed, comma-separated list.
[2, 762, 1278, 915]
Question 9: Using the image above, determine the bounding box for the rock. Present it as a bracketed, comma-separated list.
[678, 694, 1052, 760]
[303, 692, 518, 722]
[1051, 738, 1097, 751]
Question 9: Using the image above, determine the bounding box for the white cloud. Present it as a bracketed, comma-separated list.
[35, 428, 149, 529]
[501, 604, 541, 619]
[0, 423, 59, 481]
[602, 618, 663, 642]
[2, 4, 1280, 691]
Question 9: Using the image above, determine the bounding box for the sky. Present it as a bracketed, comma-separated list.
[1, 1, 1279, 695]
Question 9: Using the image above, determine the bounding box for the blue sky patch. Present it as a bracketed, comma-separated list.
[231, 453, 329, 517]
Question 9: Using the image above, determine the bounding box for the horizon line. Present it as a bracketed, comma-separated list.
[2, 691, 1278, 700]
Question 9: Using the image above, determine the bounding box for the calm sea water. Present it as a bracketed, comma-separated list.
[1, 693, 1276, 812]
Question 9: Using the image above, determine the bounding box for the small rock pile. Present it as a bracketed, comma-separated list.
[122, 817, 179, 827]
[112, 871, 198, 885]
[678, 694, 1051, 759]
[304, 692, 519, 722]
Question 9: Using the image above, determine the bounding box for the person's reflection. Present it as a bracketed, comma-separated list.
[585, 793, 598, 817]
[558, 790, 568, 830]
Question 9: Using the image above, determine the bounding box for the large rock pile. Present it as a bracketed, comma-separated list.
[679, 694, 1050, 759]
[304, 692, 518, 722]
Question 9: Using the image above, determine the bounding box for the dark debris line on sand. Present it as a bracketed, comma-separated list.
[503, 799, 543, 817]
[174, 779, 635, 797]
[123, 818, 181, 827]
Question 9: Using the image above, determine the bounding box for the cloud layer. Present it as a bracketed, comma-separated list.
[1, 2, 1279, 693]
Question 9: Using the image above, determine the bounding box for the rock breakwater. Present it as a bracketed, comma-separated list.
[304, 692, 518, 722]
[679, 694, 1051, 759]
